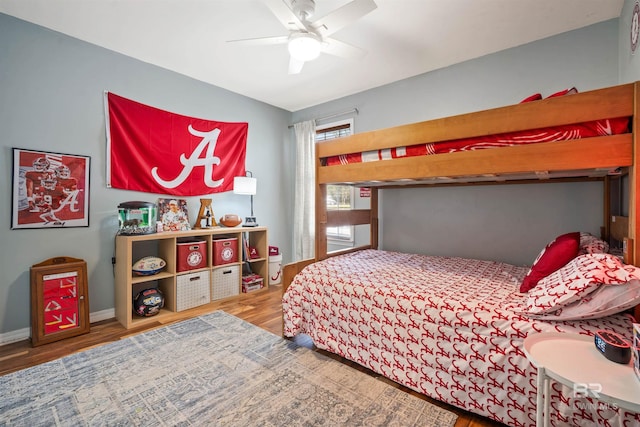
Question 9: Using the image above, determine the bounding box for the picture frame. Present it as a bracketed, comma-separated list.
[30, 256, 90, 346]
[157, 198, 191, 231]
[12, 148, 91, 229]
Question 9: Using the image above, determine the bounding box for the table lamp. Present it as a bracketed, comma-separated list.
[233, 171, 257, 227]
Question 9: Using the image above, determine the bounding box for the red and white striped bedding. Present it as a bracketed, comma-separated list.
[282, 249, 639, 426]
[322, 118, 630, 166]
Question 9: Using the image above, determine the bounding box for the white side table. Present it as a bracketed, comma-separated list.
[523, 332, 640, 427]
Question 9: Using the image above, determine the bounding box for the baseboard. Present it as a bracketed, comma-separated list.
[90, 308, 116, 324]
[0, 308, 116, 346]
[0, 327, 30, 346]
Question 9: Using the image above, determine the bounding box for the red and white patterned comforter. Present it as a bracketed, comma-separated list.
[322, 118, 630, 166]
[282, 249, 638, 426]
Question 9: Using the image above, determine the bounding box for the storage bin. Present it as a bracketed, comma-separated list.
[212, 265, 240, 300]
[213, 237, 238, 265]
[177, 239, 207, 272]
[242, 275, 264, 293]
[176, 271, 211, 311]
[269, 254, 282, 285]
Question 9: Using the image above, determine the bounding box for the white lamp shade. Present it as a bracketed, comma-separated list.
[233, 176, 257, 195]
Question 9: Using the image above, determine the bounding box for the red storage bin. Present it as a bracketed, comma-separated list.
[213, 238, 238, 265]
[177, 239, 207, 272]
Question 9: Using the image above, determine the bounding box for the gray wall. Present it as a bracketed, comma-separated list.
[0, 13, 293, 338]
[293, 18, 627, 267]
[380, 182, 604, 266]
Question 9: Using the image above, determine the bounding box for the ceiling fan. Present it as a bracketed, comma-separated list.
[228, 0, 377, 74]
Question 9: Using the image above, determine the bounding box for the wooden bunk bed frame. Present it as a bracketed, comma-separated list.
[283, 82, 640, 286]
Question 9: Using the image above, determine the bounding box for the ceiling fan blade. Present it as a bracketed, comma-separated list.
[264, 0, 306, 31]
[321, 37, 367, 59]
[311, 0, 377, 37]
[288, 56, 305, 74]
[227, 35, 289, 46]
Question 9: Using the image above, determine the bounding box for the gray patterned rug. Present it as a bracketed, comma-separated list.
[0, 311, 457, 426]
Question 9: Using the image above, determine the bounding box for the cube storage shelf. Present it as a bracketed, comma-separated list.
[114, 226, 268, 329]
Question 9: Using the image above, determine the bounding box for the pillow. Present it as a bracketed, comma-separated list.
[545, 87, 578, 98]
[520, 93, 542, 103]
[579, 232, 609, 255]
[524, 253, 638, 315]
[520, 232, 580, 293]
[524, 279, 640, 321]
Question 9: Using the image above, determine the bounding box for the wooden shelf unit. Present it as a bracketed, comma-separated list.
[114, 226, 268, 329]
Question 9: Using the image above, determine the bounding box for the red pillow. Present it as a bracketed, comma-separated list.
[545, 87, 578, 98]
[519, 232, 580, 293]
[520, 93, 542, 103]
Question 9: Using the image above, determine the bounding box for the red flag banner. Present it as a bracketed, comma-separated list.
[105, 92, 248, 196]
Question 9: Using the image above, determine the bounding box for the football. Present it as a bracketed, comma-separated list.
[219, 214, 242, 227]
[132, 256, 166, 276]
[133, 288, 164, 317]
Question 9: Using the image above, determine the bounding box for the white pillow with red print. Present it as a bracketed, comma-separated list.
[579, 232, 609, 255]
[524, 253, 640, 315]
[525, 279, 640, 320]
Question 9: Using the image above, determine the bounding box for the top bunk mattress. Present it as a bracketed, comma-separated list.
[315, 84, 636, 185]
[323, 117, 630, 166]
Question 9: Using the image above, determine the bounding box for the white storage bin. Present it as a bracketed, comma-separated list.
[269, 254, 283, 285]
[176, 271, 211, 311]
[212, 265, 240, 300]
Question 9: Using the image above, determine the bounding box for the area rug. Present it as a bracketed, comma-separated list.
[0, 311, 457, 426]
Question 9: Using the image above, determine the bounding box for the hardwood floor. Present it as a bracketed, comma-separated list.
[0, 283, 504, 427]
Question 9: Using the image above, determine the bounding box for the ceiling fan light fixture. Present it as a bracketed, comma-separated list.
[288, 32, 321, 62]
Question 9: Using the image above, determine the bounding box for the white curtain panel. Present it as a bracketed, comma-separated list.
[293, 120, 316, 261]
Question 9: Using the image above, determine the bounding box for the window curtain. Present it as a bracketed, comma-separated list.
[293, 120, 316, 261]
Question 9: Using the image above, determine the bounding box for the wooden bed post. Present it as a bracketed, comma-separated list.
[631, 82, 640, 267]
[316, 183, 328, 262]
[370, 187, 379, 249]
[602, 176, 611, 242]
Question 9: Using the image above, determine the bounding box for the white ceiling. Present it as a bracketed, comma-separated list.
[0, 0, 625, 111]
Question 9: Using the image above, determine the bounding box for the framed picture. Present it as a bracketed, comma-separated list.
[12, 148, 91, 229]
[158, 198, 191, 231]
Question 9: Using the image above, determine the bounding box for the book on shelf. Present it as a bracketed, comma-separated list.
[241, 233, 252, 275]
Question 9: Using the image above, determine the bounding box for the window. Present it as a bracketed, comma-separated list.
[325, 184, 355, 241]
[315, 122, 351, 141]
[316, 119, 354, 242]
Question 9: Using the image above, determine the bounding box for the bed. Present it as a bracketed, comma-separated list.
[282, 82, 640, 426]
